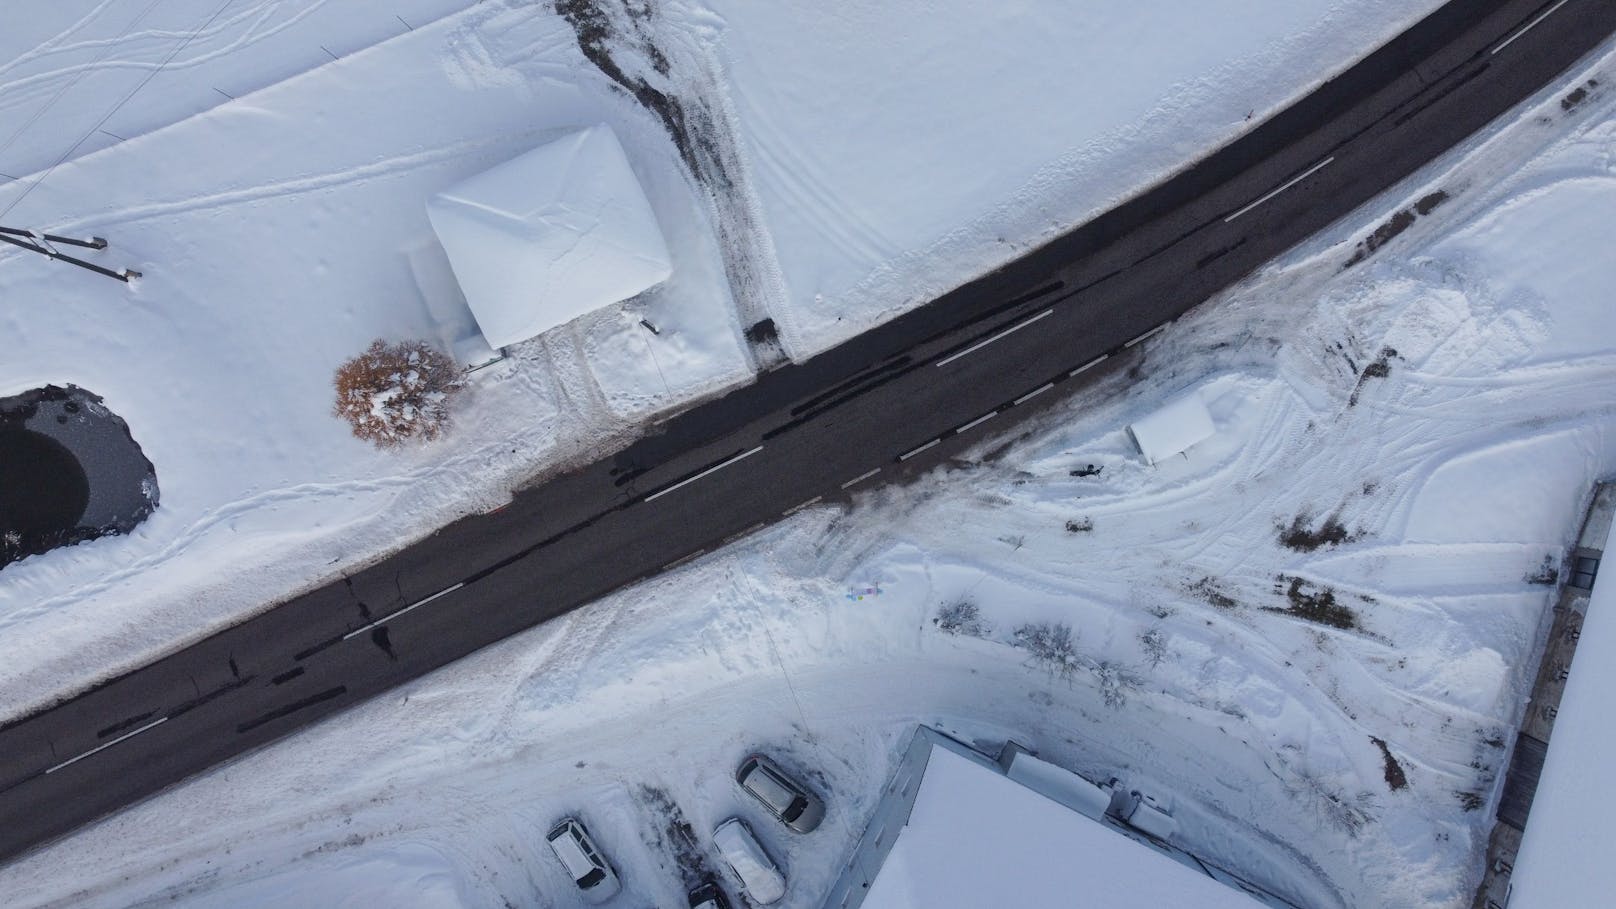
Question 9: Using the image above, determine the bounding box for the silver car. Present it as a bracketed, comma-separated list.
[736, 753, 825, 833]
[545, 817, 622, 904]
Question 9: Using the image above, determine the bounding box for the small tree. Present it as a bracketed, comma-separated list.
[332, 339, 464, 447]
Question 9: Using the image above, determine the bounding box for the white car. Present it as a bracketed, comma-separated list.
[713, 817, 786, 905]
[546, 817, 622, 904]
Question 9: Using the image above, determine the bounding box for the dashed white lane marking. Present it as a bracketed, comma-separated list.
[46, 716, 169, 775]
[1223, 156, 1335, 222]
[1124, 324, 1167, 348]
[841, 468, 881, 489]
[1012, 382, 1054, 406]
[935, 309, 1054, 367]
[956, 411, 998, 433]
[723, 523, 766, 546]
[783, 495, 823, 516]
[643, 446, 765, 503]
[342, 582, 465, 641]
[898, 438, 941, 461]
[662, 549, 709, 572]
[1492, 0, 1570, 54]
[1069, 355, 1108, 377]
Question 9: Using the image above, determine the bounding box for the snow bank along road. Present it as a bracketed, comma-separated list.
[1, 0, 1611, 866]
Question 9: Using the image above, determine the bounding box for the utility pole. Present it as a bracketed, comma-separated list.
[0, 226, 140, 282]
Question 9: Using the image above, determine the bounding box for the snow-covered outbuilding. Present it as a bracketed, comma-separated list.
[820, 727, 1291, 909]
[426, 124, 672, 349]
[1127, 389, 1216, 465]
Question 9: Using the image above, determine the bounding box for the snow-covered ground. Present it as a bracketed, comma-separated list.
[0, 0, 1444, 714]
[3, 1, 1616, 905]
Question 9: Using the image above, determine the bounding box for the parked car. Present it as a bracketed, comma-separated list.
[545, 817, 621, 903]
[688, 880, 732, 909]
[713, 817, 786, 905]
[736, 753, 825, 833]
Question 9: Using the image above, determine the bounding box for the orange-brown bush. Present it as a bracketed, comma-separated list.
[332, 339, 464, 447]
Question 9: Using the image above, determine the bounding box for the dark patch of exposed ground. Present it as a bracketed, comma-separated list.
[1348, 346, 1400, 406]
[1270, 575, 1359, 630]
[1370, 736, 1408, 791]
[637, 785, 720, 891]
[1343, 190, 1449, 268]
[1278, 512, 1358, 552]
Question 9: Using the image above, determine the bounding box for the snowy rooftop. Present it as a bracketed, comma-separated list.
[426, 124, 672, 349]
[1506, 504, 1616, 908]
[861, 746, 1256, 909]
[1126, 389, 1216, 465]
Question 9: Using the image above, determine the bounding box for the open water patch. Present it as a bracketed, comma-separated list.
[1, 384, 157, 569]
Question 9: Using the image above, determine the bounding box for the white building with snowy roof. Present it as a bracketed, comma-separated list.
[821, 726, 1294, 909]
[426, 124, 672, 349]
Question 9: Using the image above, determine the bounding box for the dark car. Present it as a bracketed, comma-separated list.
[689, 880, 732, 909]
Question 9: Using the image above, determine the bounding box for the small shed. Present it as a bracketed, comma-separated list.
[426, 124, 672, 349]
[1127, 391, 1216, 465]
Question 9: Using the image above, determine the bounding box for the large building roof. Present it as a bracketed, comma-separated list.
[426, 125, 672, 349]
[1506, 502, 1616, 907]
[860, 745, 1257, 909]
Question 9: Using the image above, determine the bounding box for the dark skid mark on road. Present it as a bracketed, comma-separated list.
[370, 627, 398, 662]
[95, 711, 155, 740]
[236, 687, 347, 735]
[1344, 191, 1449, 267]
[270, 667, 305, 686]
[1393, 61, 1491, 127]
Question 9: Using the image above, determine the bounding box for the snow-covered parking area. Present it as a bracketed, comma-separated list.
[3, 1, 1616, 907]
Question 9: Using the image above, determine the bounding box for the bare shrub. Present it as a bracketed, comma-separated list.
[934, 598, 988, 637]
[1096, 661, 1136, 710]
[1014, 621, 1079, 681]
[1288, 765, 1376, 837]
[333, 339, 464, 448]
[1139, 627, 1168, 669]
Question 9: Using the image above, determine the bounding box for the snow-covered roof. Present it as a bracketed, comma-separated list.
[1127, 390, 1216, 465]
[426, 125, 672, 349]
[1506, 517, 1616, 907]
[861, 746, 1256, 909]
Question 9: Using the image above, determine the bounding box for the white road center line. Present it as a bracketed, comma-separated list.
[1223, 156, 1335, 222]
[643, 446, 765, 503]
[841, 467, 881, 489]
[1123, 324, 1167, 348]
[663, 549, 709, 572]
[1492, 0, 1570, 54]
[898, 438, 941, 461]
[1069, 355, 1108, 377]
[342, 582, 466, 641]
[723, 522, 767, 545]
[935, 309, 1055, 367]
[956, 411, 999, 434]
[783, 495, 823, 516]
[1012, 382, 1055, 406]
[45, 716, 169, 775]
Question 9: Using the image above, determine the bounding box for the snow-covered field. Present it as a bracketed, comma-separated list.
[3, 1, 1615, 907]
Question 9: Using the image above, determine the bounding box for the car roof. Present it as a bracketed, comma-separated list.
[546, 820, 599, 878]
[743, 761, 799, 811]
[715, 819, 785, 901]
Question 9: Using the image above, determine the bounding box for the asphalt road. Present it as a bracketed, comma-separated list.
[2, 0, 1613, 868]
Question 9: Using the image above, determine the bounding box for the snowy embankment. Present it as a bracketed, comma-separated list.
[0, 0, 1440, 715]
[3, 28, 1614, 909]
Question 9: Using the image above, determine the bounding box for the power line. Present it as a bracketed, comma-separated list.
[0, 0, 168, 163]
[0, 0, 235, 222]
